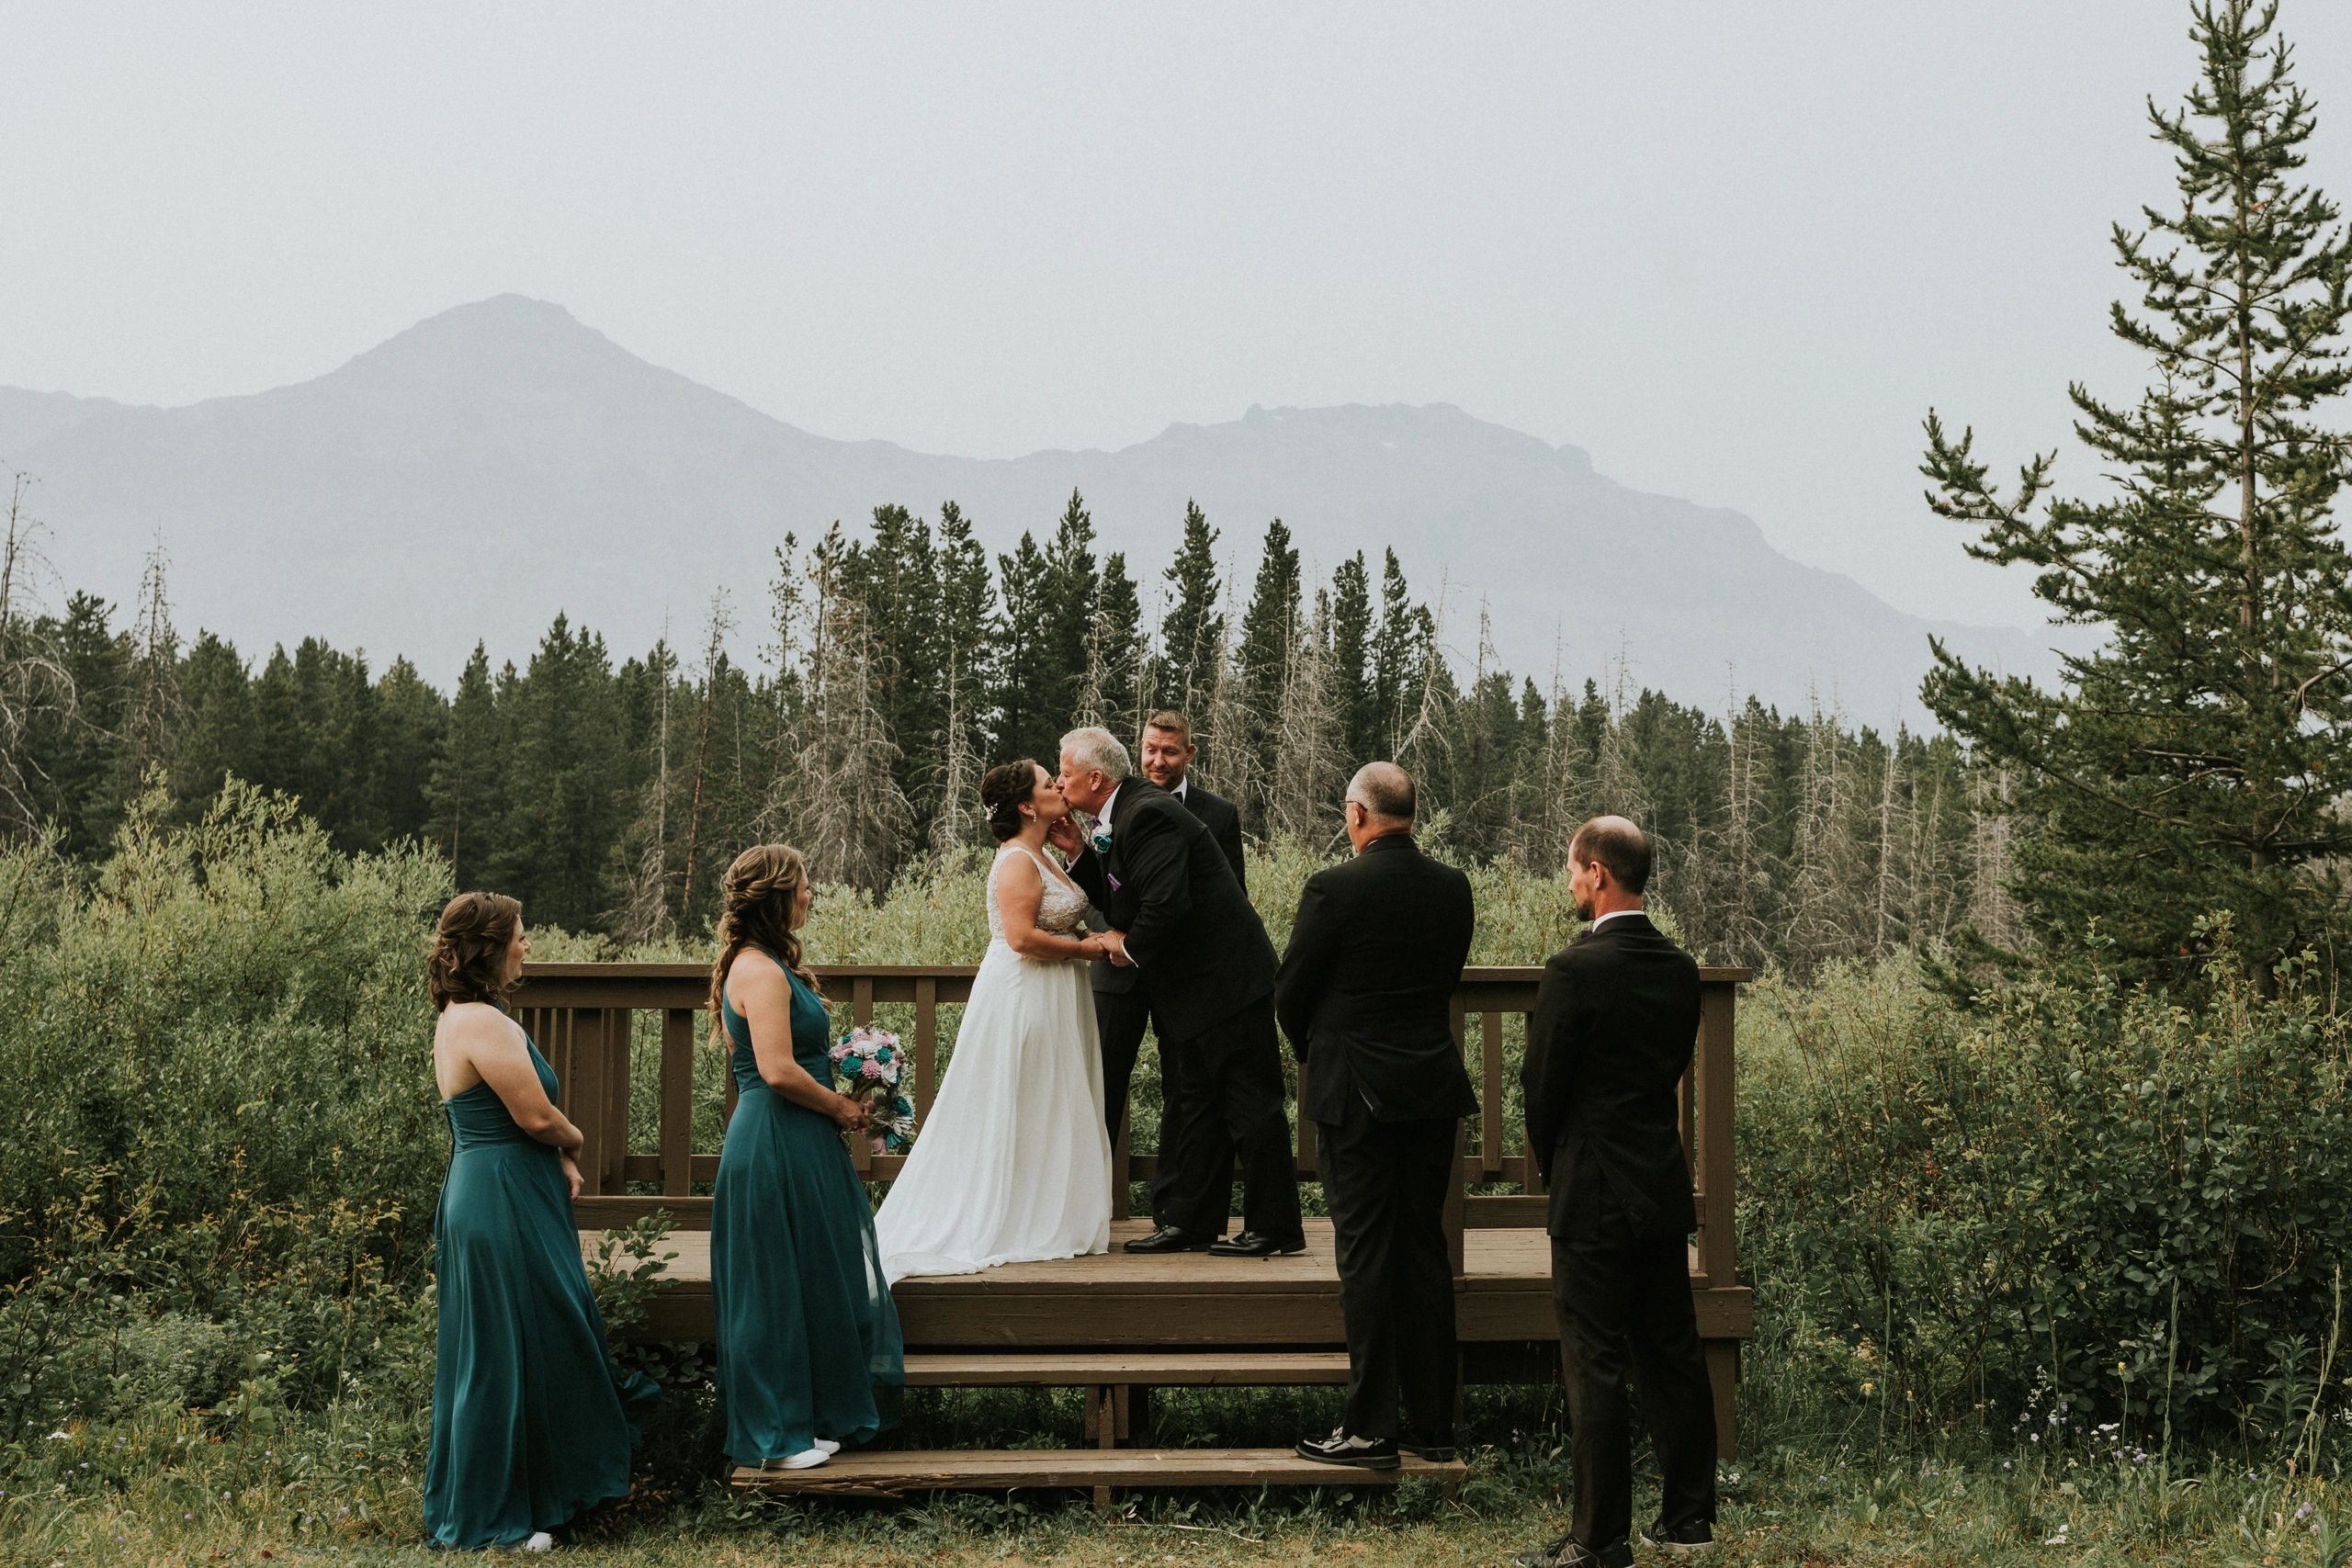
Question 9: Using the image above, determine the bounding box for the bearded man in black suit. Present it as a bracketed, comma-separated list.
[1513, 816, 1719, 1568]
[1055, 726, 1304, 1258]
[1088, 711, 1246, 1222]
[1277, 762, 1475, 1472]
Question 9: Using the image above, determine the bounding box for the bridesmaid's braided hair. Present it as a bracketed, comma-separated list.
[707, 844, 823, 1034]
[429, 891, 523, 1012]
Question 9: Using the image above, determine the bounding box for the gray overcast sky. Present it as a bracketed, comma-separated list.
[7, 0, 2352, 628]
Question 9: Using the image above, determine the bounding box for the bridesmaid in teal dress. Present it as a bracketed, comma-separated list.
[709, 844, 904, 1471]
[424, 892, 657, 1550]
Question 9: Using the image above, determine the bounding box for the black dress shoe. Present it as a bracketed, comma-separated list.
[1639, 1519, 1719, 1556]
[1294, 1427, 1399, 1470]
[1205, 1230, 1306, 1258]
[1122, 1224, 1216, 1254]
[1396, 1428, 1456, 1462]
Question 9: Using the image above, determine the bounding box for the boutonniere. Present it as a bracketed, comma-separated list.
[1088, 818, 1114, 857]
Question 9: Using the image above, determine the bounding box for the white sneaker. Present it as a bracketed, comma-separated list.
[764, 1446, 830, 1471]
[813, 1438, 842, 1455]
[522, 1531, 555, 1552]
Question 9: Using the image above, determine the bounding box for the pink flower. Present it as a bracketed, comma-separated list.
[860, 1058, 887, 1080]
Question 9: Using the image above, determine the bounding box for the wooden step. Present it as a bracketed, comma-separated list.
[730, 1447, 1468, 1497]
[905, 1351, 1352, 1387]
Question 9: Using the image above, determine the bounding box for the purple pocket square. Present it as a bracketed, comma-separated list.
[1106, 872, 1123, 891]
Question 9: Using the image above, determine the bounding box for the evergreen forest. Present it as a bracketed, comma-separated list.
[0, 483, 2006, 974]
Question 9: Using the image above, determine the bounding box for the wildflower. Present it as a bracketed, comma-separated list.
[2299, 1502, 2314, 1521]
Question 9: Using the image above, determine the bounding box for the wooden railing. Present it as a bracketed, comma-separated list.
[515, 963, 1747, 1285]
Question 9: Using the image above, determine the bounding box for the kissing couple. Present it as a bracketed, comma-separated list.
[874, 724, 1305, 1282]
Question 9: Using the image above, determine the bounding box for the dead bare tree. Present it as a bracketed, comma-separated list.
[0, 471, 74, 832]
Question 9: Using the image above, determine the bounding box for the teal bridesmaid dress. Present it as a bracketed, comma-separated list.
[424, 1033, 658, 1550]
[712, 953, 904, 1466]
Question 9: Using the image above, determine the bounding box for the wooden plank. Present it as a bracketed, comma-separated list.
[1697, 981, 1736, 1290]
[602, 1009, 632, 1194]
[567, 1009, 609, 1196]
[730, 1448, 1467, 1495]
[660, 1008, 695, 1197]
[1444, 1000, 1467, 1277]
[1478, 1012, 1503, 1176]
[1706, 1338, 1740, 1460]
[1521, 1013, 1545, 1196]
[903, 1352, 1351, 1386]
[913, 977, 938, 1116]
[1463, 1195, 1548, 1228]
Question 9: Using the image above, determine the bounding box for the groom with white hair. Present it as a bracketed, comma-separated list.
[1055, 726, 1306, 1258]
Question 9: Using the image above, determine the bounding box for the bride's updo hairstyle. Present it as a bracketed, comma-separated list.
[980, 760, 1043, 841]
[429, 891, 523, 1012]
[707, 844, 823, 1030]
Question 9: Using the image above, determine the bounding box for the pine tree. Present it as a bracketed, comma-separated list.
[616, 635, 679, 946]
[676, 592, 736, 928]
[1921, 0, 2352, 994]
[171, 632, 254, 822]
[1040, 490, 1100, 742]
[113, 539, 182, 812]
[935, 501, 999, 775]
[373, 657, 446, 846]
[1370, 549, 1419, 757]
[1328, 553, 1376, 764]
[492, 615, 627, 930]
[1074, 553, 1145, 737]
[990, 532, 1055, 763]
[425, 642, 503, 886]
[1235, 521, 1303, 827]
[1159, 502, 1224, 715]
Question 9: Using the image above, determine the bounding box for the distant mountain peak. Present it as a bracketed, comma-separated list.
[0, 297, 2053, 721]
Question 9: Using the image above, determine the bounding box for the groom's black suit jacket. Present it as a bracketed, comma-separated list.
[1521, 912, 1702, 1239]
[1090, 779, 1245, 998]
[1069, 778, 1277, 1044]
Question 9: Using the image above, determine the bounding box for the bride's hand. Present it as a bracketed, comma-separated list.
[1046, 818, 1083, 857]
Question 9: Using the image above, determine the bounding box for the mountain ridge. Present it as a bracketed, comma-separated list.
[0, 294, 2052, 722]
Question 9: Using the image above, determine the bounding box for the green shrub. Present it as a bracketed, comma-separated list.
[1741, 942, 2352, 1440]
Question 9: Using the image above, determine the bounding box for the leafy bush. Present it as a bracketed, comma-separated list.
[1741, 939, 2352, 1440]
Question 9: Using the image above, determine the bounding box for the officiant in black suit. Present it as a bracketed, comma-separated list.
[1276, 762, 1475, 1472]
[1055, 727, 1304, 1258]
[1513, 816, 1718, 1568]
[1089, 711, 1246, 1205]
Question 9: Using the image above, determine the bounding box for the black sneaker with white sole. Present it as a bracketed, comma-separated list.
[1293, 1427, 1399, 1470]
[1509, 1535, 1632, 1568]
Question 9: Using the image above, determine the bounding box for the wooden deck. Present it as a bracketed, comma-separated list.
[521, 960, 1754, 1476]
[601, 1218, 1753, 1348]
[732, 1448, 1470, 1499]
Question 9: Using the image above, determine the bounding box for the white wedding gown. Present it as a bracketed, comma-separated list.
[874, 844, 1113, 1283]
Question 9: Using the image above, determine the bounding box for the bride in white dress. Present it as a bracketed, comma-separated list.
[874, 760, 1115, 1283]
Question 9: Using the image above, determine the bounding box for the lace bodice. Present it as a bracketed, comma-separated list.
[987, 845, 1091, 943]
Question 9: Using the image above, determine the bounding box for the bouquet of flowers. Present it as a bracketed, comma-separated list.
[828, 1026, 918, 1156]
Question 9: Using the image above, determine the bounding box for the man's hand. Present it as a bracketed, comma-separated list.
[560, 1152, 584, 1201]
[1101, 929, 1135, 968]
[1047, 817, 1084, 857]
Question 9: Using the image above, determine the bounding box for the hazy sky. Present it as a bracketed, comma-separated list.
[8, 1, 2352, 629]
